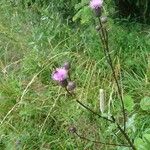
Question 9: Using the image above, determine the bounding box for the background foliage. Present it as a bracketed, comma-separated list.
[0, 0, 150, 149]
[114, 0, 150, 23]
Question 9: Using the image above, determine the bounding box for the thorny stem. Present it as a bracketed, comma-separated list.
[98, 17, 126, 132]
[117, 124, 136, 150]
[64, 26, 134, 148]
[65, 87, 72, 96]
[77, 99, 136, 150]
[65, 88, 113, 122]
[65, 89, 113, 123]
[75, 131, 130, 148]
[112, 116, 136, 150]
[65, 89, 136, 150]
[76, 99, 114, 123]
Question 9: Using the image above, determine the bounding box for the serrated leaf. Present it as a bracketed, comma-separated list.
[140, 97, 150, 111]
[81, 6, 92, 24]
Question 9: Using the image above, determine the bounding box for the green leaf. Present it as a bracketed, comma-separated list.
[134, 138, 146, 150]
[81, 6, 92, 24]
[140, 97, 150, 111]
[134, 134, 150, 150]
[124, 95, 134, 112]
[73, 5, 92, 24]
[74, 0, 88, 10]
[143, 134, 150, 142]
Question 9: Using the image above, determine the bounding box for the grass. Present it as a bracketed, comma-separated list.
[0, 1, 150, 149]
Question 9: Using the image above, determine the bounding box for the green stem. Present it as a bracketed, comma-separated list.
[76, 98, 136, 150]
[75, 131, 130, 147]
[98, 17, 126, 132]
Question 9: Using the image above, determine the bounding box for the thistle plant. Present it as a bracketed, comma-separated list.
[52, 62, 136, 149]
[52, 0, 137, 149]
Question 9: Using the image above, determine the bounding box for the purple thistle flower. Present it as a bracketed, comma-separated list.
[90, 0, 103, 17]
[52, 68, 68, 82]
[90, 0, 103, 9]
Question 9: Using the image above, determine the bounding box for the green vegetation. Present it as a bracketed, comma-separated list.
[114, 0, 150, 23]
[0, 0, 150, 149]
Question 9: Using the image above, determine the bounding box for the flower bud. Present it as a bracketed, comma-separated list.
[62, 62, 70, 70]
[69, 126, 77, 133]
[67, 81, 76, 91]
[101, 16, 107, 24]
[96, 25, 101, 31]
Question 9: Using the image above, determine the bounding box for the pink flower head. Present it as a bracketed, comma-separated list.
[90, 0, 103, 10]
[52, 68, 68, 81]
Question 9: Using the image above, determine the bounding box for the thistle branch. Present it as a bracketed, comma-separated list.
[75, 131, 130, 148]
[98, 17, 126, 132]
[65, 89, 136, 150]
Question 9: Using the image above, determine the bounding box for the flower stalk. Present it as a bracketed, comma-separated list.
[66, 89, 136, 150]
[97, 17, 126, 132]
[75, 130, 130, 148]
[78, 97, 136, 149]
[52, 63, 136, 149]
[51, 0, 137, 148]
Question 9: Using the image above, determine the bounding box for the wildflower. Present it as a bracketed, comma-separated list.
[52, 68, 68, 82]
[67, 81, 76, 91]
[90, 0, 103, 9]
[90, 0, 103, 17]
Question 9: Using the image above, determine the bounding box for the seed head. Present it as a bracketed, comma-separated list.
[67, 81, 76, 91]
